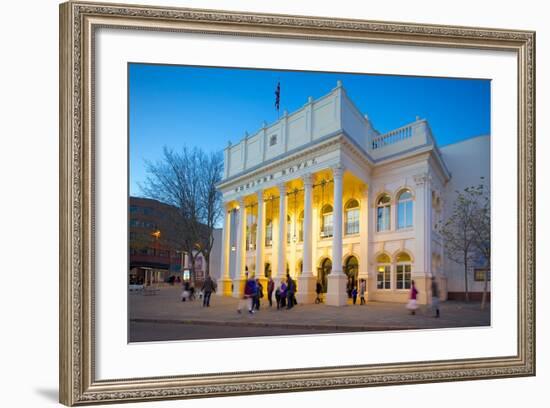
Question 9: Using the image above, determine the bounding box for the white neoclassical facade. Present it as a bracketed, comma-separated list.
[215, 80, 488, 306]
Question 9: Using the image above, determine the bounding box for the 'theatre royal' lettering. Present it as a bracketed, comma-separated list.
[234, 158, 318, 193]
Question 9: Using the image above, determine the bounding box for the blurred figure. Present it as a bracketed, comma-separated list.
[351, 286, 358, 305]
[201, 274, 217, 307]
[359, 279, 366, 305]
[286, 273, 295, 310]
[431, 276, 440, 318]
[315, 281, 322, 304]
[237, 272, 256, 314]
[253, 278, 263, 311]
[267, 277, 275, 307]
[406, 280, 419, 315]
[279, 279, 287, 309]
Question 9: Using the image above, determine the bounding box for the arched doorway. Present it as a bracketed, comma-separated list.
[264, 263, 272, 278]
[317, 258, 332, 293]
[344, 256, 359, 298]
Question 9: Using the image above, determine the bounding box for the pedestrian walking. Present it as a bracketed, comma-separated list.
[201, 274, 216, 307]
[406, 280, 419, 315]
[253, 278, 263, 310]
[359, 279, 366, 305]
[315, 281, 323, 304]
[267, 277, 274, 307]
[286, 274, 295, 309]
[237, 273, 257, 314]
[431, 276, 440, 318]
[181, 281, 190, 302]
[352, 286, 358, 305]
[279, 280, 287, 309]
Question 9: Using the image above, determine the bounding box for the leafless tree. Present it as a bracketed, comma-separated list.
[439, 178, 490, 304]
[140, 146, 223, 280]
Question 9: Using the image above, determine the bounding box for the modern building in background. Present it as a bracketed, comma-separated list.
[128, 197, 208, 286]
[214, 81, 490, 306]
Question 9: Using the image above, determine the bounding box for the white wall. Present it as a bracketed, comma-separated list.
[440, 135, 491, 293]
[0, 1, 546, 408]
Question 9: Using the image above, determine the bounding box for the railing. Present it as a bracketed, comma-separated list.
[371, 123, 414, 150]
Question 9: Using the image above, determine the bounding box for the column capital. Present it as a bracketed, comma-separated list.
[302, 173, 313, 187]
[277, 182, 287, 194]
[413, 173, 431, 186]
[237, 196, 245, 207]
[257, 191, 264, 203]
[332, 165, 345, 179]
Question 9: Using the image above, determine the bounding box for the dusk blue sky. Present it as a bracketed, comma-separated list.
[129, 63, 490, 196]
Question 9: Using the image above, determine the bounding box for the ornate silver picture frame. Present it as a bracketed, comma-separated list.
[59, 1, 535, 405]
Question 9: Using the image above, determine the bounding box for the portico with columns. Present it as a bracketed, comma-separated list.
[216, 81, 451, 306]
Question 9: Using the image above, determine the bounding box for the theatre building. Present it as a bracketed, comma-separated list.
[215, 81, 489, 306]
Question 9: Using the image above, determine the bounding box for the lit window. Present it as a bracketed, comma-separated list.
[474, 268, 491, 282]
[397, 189, 414, 229]
[376, 194, 391, 232]
[320, 204, 333, 238]
[265, 219, 273, 247]
[376, 253, 391, 289]
[287, 215, 292, 244]
[345, 199, 360, 235]
[395, 252, 412, 289]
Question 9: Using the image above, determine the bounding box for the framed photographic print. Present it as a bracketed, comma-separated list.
[59, 1, 535, 405]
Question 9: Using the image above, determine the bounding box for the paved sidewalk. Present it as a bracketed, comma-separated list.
[129, 286, 490, 333]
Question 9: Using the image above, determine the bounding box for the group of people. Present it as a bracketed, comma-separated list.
[406, 277, 440, 318]
[180, 273, 441, 318]
[180, 275, 217, 307]
[238, 273, 298, 314]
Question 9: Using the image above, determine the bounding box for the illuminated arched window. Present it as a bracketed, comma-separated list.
[345, 199, 360, 235]
[376, 194, 391, 232]
[287, 215, 292, 244]
[265, 219, 273, 247]
[320, 204, 333, 238]
[397, 189, 414, 229]
[376, 253, 391, 290]
[395, 252, 412, 289]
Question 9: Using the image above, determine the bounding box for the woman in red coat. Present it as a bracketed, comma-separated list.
[406, 280, 419, 315]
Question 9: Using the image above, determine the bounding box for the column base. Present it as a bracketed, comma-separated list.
[296, 275, 317, 304]
[232, 278, 246, 298]
[325, 274, 348, 306]
[216, 278, 233, 296]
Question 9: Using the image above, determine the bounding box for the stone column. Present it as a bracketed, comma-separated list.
[255, 191, 267, 289]
[358, 186, 370, 301]
[232, 197, 247, 298]
[276, 183, 287, 279]
[413, 173, 432, 305]
[217, 204, 232, 296]
[326, 165, 348, 306]
[297, 173, 316, 304]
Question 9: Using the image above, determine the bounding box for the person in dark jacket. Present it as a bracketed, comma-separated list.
[315, 281, 323, 304]
[253, 278, 263, 310]
[237, 273, 257, 314]
[201, 275, 217, 307]
[267, 277, 275, 307]
[286, 273, 295, 309]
